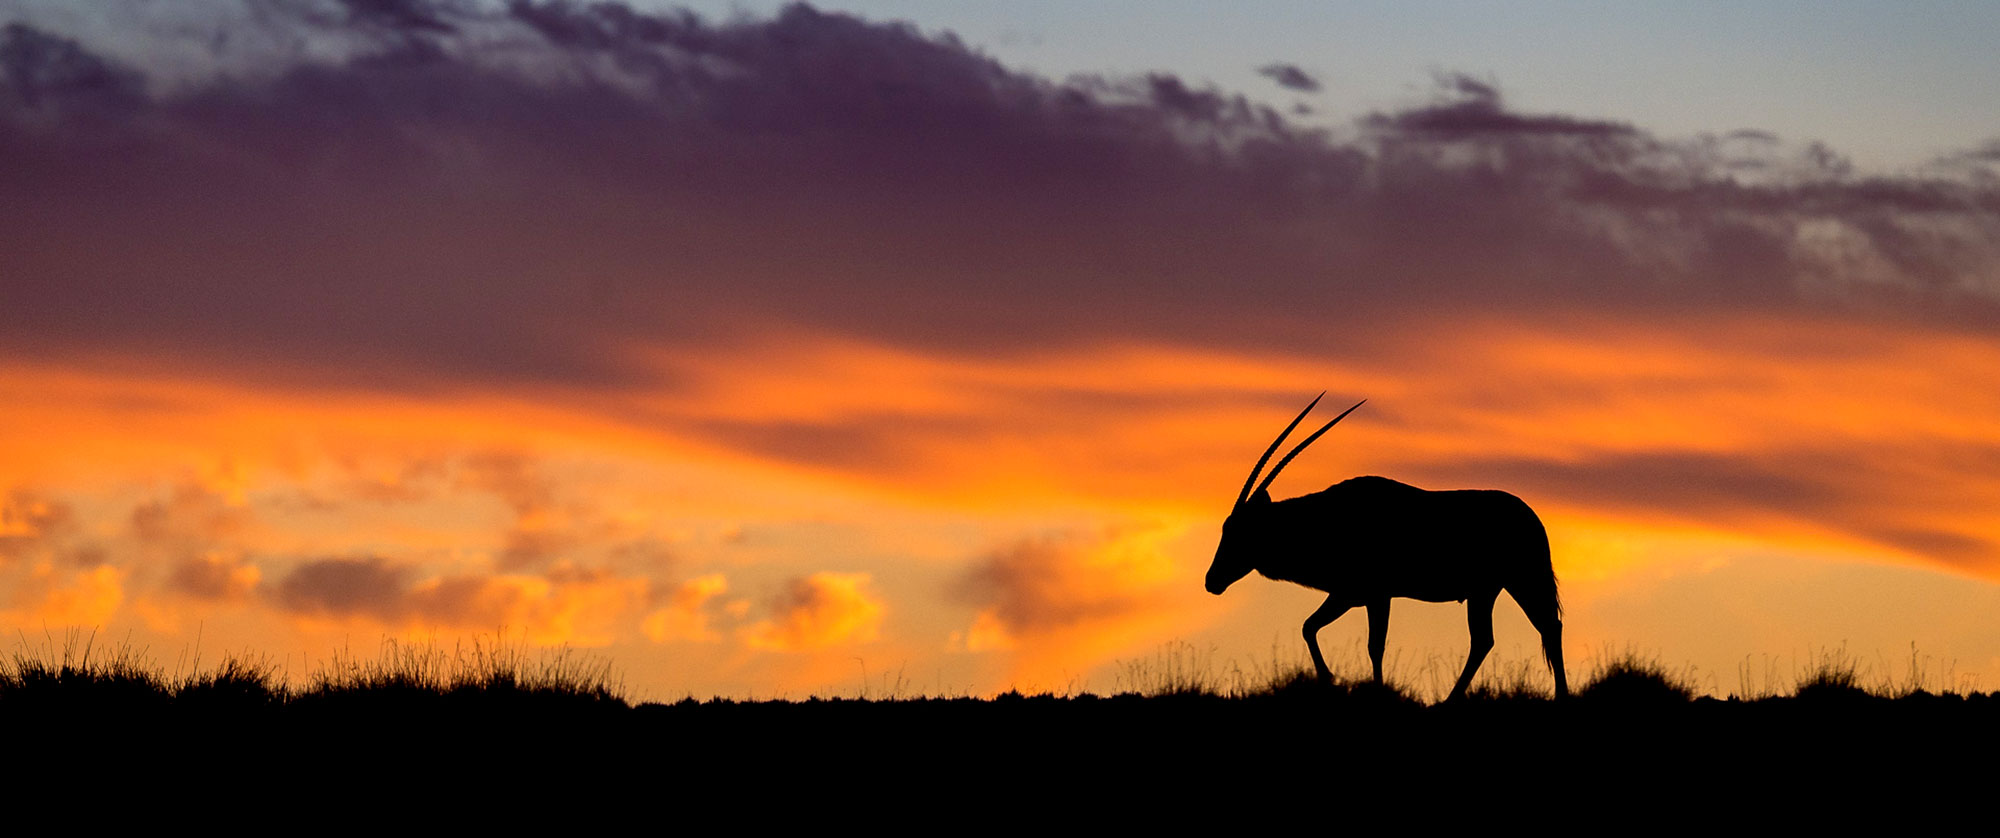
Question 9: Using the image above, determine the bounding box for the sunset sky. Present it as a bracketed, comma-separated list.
[4, 0, 1998, 700]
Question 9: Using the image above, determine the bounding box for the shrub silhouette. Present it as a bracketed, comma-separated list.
[1793, 648, 1872, 703]
[1577, 652, 1696, 704]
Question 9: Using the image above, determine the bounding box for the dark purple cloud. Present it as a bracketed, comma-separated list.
[339, 0, 459, 34]
[0, 1, 1995, 396]
[1365, 72, 1632, 137]
[1257, 62, 1319, 93]
[0, 21, 143, 109]
[1939, 139, 2000, 176]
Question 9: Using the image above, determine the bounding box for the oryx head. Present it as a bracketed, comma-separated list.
[1205, 393, 1365, 595]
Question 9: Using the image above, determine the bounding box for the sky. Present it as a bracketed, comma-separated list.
[2, 0, 1998, 700]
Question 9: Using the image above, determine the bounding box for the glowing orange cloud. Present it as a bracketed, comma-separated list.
[168, 553, 261, 601]
[642, 574, 729, 644]
[743, 572, 886, 652]
[4, 565, 125, 627]
[270, 559, 652, 648]
[950, 524, 1223, 686]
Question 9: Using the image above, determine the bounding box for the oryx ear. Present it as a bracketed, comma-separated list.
[1249, 488, 1272, 504]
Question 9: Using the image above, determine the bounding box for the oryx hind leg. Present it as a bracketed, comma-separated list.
[1508, 579, 1568, 699]
[1540, 619, 1567, 699]
[1446, 590, 1498, 702]
[1365, 598, 1390, 684]
[1522, 604, 1567, 699]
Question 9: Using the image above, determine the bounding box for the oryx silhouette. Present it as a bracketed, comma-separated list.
[1205, 394, 1568, 700]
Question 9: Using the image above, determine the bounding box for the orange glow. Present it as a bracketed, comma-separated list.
[950, 523, 1220, 686]
[3, 311, 1999, 696]
[5, 565, 125, 627]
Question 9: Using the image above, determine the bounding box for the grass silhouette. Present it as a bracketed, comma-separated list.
[8, 632, 1990, 712]
[15, 622, 1943, 711]
[2, 630, 623, 715]
[4, 631, 169, 713]
[9, 632, 1994, 818]
[301, 637, 624, 711]
[1790, 644, 1875, 704]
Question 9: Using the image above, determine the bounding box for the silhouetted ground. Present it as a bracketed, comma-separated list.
[7, 642, 1994, 823]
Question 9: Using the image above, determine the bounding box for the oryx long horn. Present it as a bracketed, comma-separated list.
[1254, 399, 1365, 497]
[1237, 392, 1325, 507]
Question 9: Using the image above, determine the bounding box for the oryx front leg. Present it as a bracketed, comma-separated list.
[1447, 590, 1499, 701]
[1365, 598, 1390, 684]
[1302, 595, 1353, 684]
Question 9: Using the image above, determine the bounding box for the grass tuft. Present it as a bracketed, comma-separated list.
[3, 629, 171, 711]
[1112, 641, 1224, 697]
[175, 653, 284, 709]
[301, 636, 625, 710]
[1794, 644, 1871, 702]
[1465, 653, 1557, 702]
[1577, 648, 1697, 704]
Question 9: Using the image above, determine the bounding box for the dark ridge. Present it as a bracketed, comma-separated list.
[11, 641, 1993, 818]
